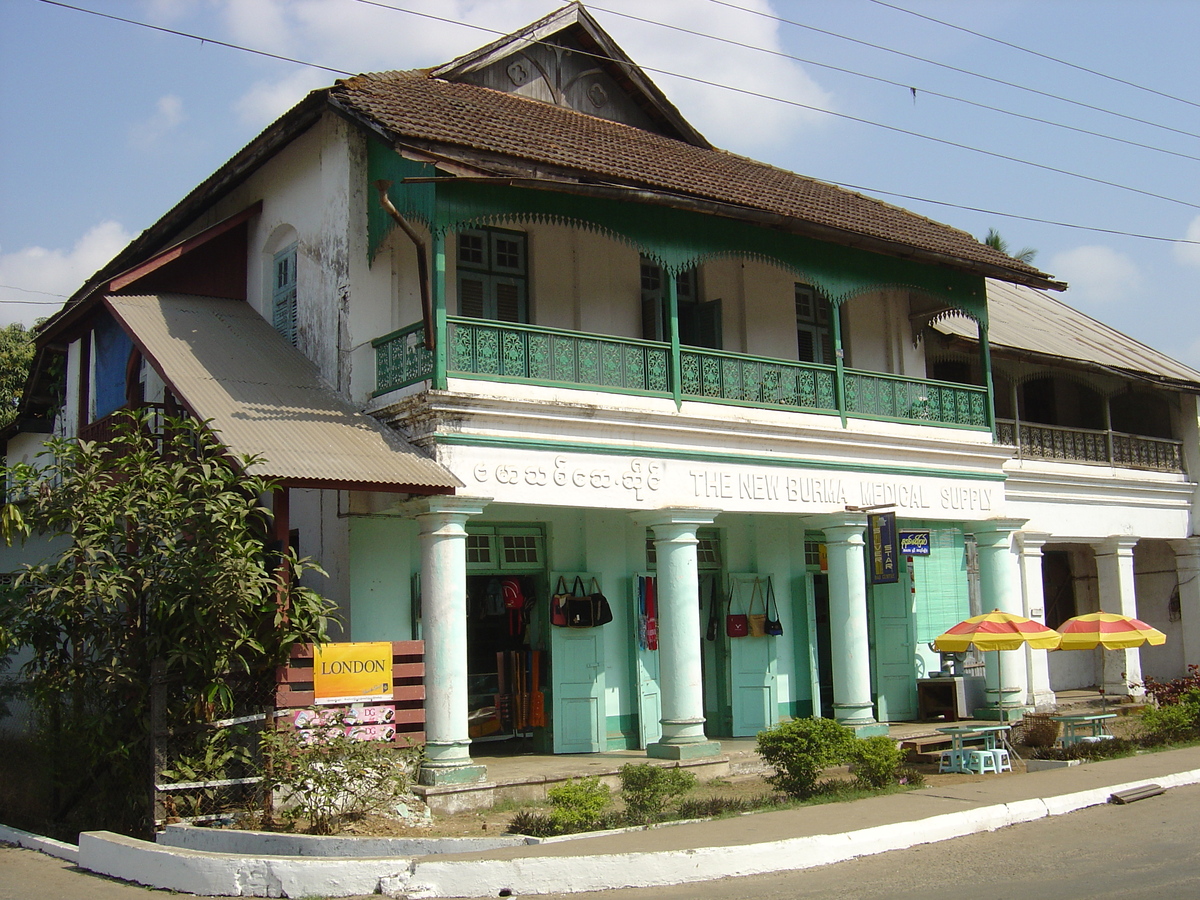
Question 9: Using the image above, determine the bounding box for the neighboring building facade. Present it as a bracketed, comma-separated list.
[8, 4, 1199, 785]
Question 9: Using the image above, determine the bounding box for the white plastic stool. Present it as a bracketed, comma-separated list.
[991, 748, 1012, 773]
[968, 750, 999, 774]
[939, 749, 963, 773]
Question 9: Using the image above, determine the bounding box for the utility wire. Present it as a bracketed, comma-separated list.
[355, 0, 1200, 211]
[866, 0, 1200, 111]
[36, 0, 1200, 240]
[589, 4, 1200, 164]
[708, 0, 1200, 143]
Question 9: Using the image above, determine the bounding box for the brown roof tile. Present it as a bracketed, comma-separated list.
[332, 70, 1054, 285]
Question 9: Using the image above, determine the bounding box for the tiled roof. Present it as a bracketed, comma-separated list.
[332, 70, 1055, 286]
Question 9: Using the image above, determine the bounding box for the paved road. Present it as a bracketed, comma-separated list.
[541, 781, 1200, 900]
[4, 783, 1199, 899]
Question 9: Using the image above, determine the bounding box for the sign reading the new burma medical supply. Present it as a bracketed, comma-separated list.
[898, 530, 932, 556]
[868, 512, 899, 584]
[313, 642, 393, 705]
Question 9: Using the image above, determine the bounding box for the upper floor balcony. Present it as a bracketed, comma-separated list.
[372, 317, 993, 431]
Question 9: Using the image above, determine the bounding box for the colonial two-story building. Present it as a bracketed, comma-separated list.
[8, 4, 1199, 787]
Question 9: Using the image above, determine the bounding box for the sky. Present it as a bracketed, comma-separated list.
[1, 0, 1198, 370]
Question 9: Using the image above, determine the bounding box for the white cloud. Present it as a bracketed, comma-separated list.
[0, 222, 134, 327]
[1172, 214, 1200, 268]
[128, 95, 187, 150]
[214, 0, 832, 154]
[1047, 245, 1141, 307]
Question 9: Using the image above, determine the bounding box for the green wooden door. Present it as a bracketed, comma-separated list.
[728, 574, 778, 737]
[870, 558, 918, 722]
[550, 572, 607, 753]
[632, 573, 661, 749]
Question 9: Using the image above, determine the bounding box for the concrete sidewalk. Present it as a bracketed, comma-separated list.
[5, 744, 1199, 898]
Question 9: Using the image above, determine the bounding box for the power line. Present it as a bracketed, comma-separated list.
[708, 0, 1200, 143]
[866, 0, 1200, 111]
[821, 185, 1200, 246]
[38, 0, 355, 77]
[351, 1, 1200, 211]
[588, 4, 1200, 165]
[36, 0, 1200, 239]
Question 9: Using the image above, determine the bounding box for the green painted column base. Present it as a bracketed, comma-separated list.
[846, 723, 890, 738]
[647, 740, 722, 760]
[418, 763, 489, 786]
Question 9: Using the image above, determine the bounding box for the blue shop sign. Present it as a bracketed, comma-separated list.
[899, 530, 932, 556]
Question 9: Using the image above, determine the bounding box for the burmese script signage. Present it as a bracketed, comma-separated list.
[313, 642, 393, 705]
[899, 530, 932, 556]
[454, 445, 1004, 520]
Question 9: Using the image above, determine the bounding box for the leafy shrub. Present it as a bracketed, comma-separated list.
[547, 775, 612, 832]
[618, 763, 696, 824]
[261, 728, 421, 835]
[1140, 695, 1200, 745]
[1139, 664, 1200, 707]
[1030, 737, 1138, 761]
[756, 717, 855, 798]
[896, 766, 925, 788]
[675, 793, 788, 820]
[507, 809, 556, 837]
[849, 736, 906, 789]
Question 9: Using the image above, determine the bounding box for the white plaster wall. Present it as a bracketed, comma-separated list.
[1047, 546, 1100, 690]
[289, 488, 350, 640]
[740, 260, 795, 359]
[1135, 540, 1187, 681]
[1176, 393, 1200, 534]
[841, 289, 924, 376]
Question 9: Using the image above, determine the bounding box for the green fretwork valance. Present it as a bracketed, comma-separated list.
[368, 140, 987, 323]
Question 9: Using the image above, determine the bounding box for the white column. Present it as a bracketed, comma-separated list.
[972, 519, 1030, 717]
[1015, 531, 1056, 710]
[810, 514, 876, 728]
[1096, 536, 1143, 696]
[408, 496, 490, 785]
[1170, 538, 1200, 668]
[633, 509, 721, 759]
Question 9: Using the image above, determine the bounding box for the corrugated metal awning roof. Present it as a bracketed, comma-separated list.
[105, 294, 461, 493]
[934, 280, 1200, 390]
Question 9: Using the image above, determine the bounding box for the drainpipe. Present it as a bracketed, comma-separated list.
[375, 181, 434, 352]
[833, 304, 847, 428]
[666, 267, 682, 410]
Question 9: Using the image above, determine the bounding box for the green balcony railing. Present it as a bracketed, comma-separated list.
[448, 318, 671, 395]
[680, 348, 837, 413]
[996, 419, 1185, 473]
[844, 370, 990, 428]
[373, 318, 992, 429]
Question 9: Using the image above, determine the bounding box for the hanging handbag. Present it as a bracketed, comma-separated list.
[764, 575, 784, 636]
[564, 576, 613, 628]
[550, 576, 570, 628]
[726, 578, 749, 638]
[747, 577, 767, 637]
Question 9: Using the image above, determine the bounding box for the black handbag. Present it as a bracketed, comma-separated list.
[566, 576, 613, 628]
[764, 575, 783, 636]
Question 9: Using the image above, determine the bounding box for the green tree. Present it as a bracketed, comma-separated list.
[984, 228, 1038, 265]
[0, 409, 335, 836]
[0, 323, 35, 430]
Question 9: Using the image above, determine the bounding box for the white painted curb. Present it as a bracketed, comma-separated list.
[16, 766, 1199, 898]
[0, 822, 79, 863]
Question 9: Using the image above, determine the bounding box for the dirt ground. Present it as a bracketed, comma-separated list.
[222, 714, 1146, 840]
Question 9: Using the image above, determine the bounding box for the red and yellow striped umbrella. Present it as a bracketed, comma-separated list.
[934, 609, 1062, 653]
[1056, 612, 1166, 651]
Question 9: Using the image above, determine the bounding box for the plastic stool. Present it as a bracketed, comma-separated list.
[991, 748, 1012, 773]
[968, 750, 999, 774]
[939, 750, 963, 773]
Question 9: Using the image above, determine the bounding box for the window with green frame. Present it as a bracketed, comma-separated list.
[795, 283, 833, 364]
[457, 227, 527, 323]
[640, 256, 721, 349]
[273, 242, 298, 345]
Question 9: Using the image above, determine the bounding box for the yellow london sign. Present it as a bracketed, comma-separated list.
[312, 642, 393, 705]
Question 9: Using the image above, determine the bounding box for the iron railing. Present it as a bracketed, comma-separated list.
[995, 419, 1184, 473]
[373, 319, 993, 429]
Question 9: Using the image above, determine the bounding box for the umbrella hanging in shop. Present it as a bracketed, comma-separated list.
[934, 610, 1061, 717]
[1054, 612, 1166, 651]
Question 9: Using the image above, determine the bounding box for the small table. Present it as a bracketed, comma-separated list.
[936, 725, 1012, 773]
[1052, 713, 1117, 746]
